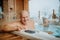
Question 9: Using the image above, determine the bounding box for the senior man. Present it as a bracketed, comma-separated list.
[1, 10, 34, 32]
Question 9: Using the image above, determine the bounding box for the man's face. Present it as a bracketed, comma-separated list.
[21, 11, 29, 25]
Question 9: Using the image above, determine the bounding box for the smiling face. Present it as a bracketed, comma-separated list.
[20, 11, 30, 25]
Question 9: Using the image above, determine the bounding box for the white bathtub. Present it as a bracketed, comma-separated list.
[12, 30, 57, 40]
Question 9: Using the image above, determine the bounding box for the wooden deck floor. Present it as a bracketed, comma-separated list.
[0, 32, 27, 40]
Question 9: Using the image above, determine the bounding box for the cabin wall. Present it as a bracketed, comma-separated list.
[2, 0, 28, 22]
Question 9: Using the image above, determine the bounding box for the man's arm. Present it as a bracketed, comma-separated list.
[1, 22, 18, 32]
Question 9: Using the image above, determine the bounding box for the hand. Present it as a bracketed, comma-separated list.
[17, 26, 26, 31]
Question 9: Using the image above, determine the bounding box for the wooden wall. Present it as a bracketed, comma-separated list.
[15, 0, 23, 19]
[24, 0, 28, 11]
[3, 0, 8, 13]
[2, 0, 28, 22]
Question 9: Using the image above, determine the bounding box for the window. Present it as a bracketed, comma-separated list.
[0, 0, 3, 12]
[29, 0, 59, 20]
[29, 0, 60, 37]
[0, 0, 3, 18]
